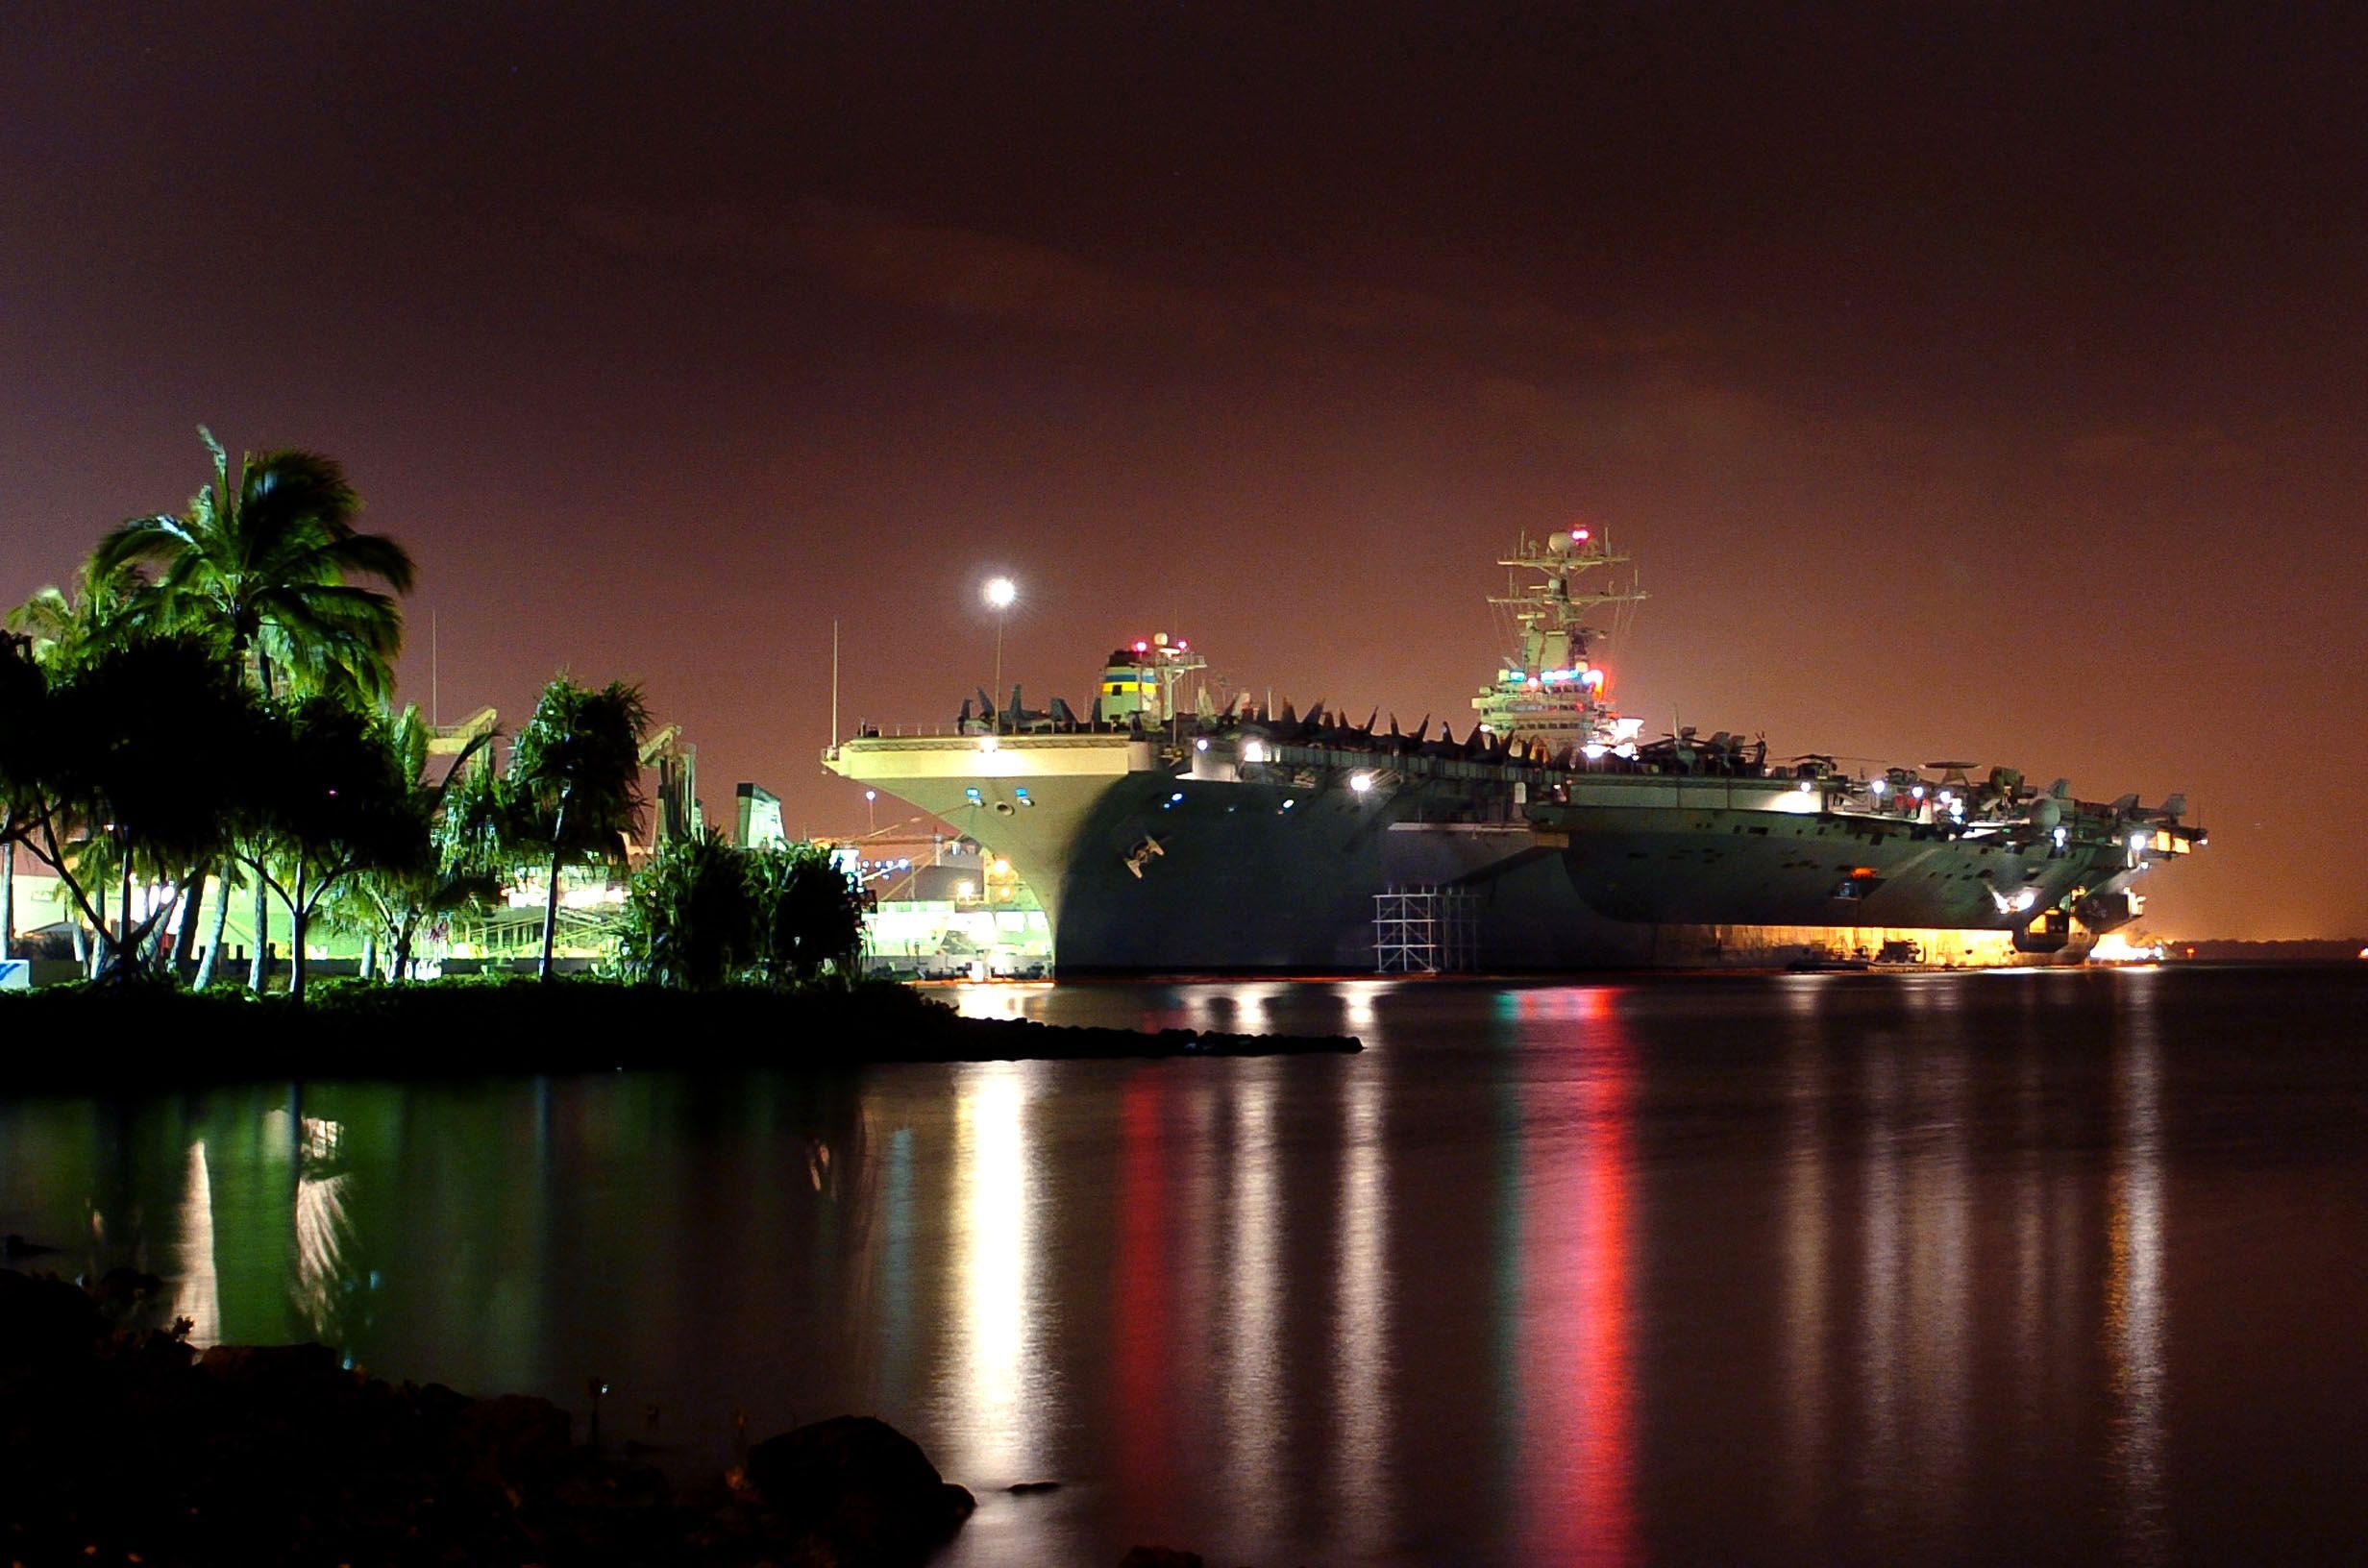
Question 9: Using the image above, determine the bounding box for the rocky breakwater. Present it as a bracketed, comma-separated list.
[0, 1269, 974, 1566]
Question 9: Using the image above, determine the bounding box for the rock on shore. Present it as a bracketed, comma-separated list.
[747, 1415, 976, 1564]
[0, 1267, 972, 1566]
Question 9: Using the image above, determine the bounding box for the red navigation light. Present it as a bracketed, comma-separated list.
[1574, 527, 1591, 541]
[1176, 639, 1188, 649]
[1133, 640, 1148, 653]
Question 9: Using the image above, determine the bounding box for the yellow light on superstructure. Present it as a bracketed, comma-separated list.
[2092, 934, 2166, 963]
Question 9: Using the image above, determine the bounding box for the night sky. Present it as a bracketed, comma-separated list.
[5, 3, 2362, 938]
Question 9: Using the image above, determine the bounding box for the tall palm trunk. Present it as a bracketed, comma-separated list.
[193, 868, 232, 989]
[84, 879, 105, 978]
[116, 853, 133, 979]
[538, 787, 572, 982]
[139, 886, 177, 972]
[538, 845, 563, 980]
[289, 864, 309, 1005]
[0, 838, 13, 965]
[176, 860, 209, 974]
[250, 654, 275, 993]
[248, 858, 271, 992]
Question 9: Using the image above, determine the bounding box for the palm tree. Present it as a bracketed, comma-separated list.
[7, 555, 152, 669]
[0, 634, 41, 968]
[338, 705, 498, 980]
[247, 696, 413, 1004]
[93, 428, 415, 990]
[8, 559, 156, 972]
[8, 634, 264, 984]
[93, 429, 415, 700]
[506, 675, 650, 980]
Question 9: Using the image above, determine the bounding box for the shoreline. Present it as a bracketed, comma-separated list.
[0, 978, 1359, 1095]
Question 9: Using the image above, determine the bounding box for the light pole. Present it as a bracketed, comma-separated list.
[865, 788, 876, 833]
[983, 576, 1017, 723]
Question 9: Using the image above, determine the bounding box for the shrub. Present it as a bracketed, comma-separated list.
[612, 836, 867, 991]
[745, 843, 865, 987]
[611, 832, 750, 990]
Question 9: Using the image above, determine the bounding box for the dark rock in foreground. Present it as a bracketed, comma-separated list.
[747, 1414, 976, 1566]
[0, 1268, 973, 1566]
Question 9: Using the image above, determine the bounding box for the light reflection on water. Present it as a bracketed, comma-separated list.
[2, 968, 2365, 1565]
[943, 1064, 1033, 1485]
[2110, 975, 2170, 1566]
[1332, 1048, 1391, 1560]
[172, 1138, 219, 1347]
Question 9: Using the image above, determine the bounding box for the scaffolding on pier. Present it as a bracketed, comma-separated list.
[1372, 885, 1479, 974]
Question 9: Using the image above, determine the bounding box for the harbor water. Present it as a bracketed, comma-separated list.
[5, 966, 2366, 1564]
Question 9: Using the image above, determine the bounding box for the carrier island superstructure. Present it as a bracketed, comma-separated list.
[826, 528, 2205, 972]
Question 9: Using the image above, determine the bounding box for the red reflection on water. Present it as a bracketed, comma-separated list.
[1114, 1071, 1172, 1507]
[1521, 986, 1639, 1566]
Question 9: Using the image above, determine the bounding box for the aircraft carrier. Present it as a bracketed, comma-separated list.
[826, 528, 2205, 972]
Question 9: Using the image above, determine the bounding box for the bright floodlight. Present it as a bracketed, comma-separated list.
[984, 576, 1018, 609]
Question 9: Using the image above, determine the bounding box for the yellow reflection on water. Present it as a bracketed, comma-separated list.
[1221, 1060, 1284, 1536]
[173, 1139, 220, 1348]
[948, 1064, 1032, 1482]
[946, 983, 1052, 1021]
[1337, 979, 1384, 1035]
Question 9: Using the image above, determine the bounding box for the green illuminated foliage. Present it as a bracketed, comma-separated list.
[92, 428, 414, 703]
[612, 835, 868, 991]
[505, 674, 651, 980]
[245, 698, 414, 1003]
[612, 830, 749, 991]
[745, 843, 866, 987]
[91, 427, 414, 992]
[2, 634, 267, 981]
[335, 706, 501, 982]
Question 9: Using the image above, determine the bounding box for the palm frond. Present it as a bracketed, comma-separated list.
[89, 514, 199, 576]
[278, 531, 417, 595]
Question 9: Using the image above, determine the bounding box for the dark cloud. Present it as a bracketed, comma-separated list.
[2060, 425, 2260, 475]
[570, 198, 1691, 372]
[571, 198, 1234, 339]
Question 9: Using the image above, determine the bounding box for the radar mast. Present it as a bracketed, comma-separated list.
[1474, 527, 1647, 751]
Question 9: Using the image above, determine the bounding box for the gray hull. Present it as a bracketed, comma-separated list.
[1050, 774, 2126, 971]
[828, 733, 2161, 974]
